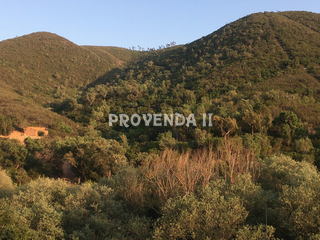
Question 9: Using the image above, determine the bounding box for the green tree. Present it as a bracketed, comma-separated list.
[0, 139, 29, 184]
[157, 131, 177, 149]
[0, 178, 66, 239]
[55, 136, 127, 181]
[0, 168, 14, 198]
[0, 115, 14, 136]
[278, 183, 320, 239]
[294, 137, 313, 154]
[236, 224, 278, 239]
[259, 154, 320, 191]
[272, 111, 304, 145]
[242, 109, 261, 136]
[0, 168, 14, 191]
[259, 154, 320, 238]
[212, 116, 238, 139]
[63, 180, 152, 240]
[154, 180, 248, 239]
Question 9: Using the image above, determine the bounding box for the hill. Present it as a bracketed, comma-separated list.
[59, 11, 320, 155]
[82, 11, 320, 97]
[0, 32, 146, 132]
[2, 11, 320, 239]
[0, 32, 142, 104]
[1, 11, 320, 179]
[0, 84, 77, 134]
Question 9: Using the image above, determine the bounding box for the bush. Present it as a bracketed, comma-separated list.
[0, 168, 14, 190]
[0, 168, 14, 198]
[154, 180, 248, 239]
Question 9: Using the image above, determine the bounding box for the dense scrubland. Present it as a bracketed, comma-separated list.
[1, 11, 320, 239]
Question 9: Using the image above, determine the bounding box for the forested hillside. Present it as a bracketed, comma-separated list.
[1, 11, 320, 239]
[63, 11, 320, 165]
[0, 32, 144, 135]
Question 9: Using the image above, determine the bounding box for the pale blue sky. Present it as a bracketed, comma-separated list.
[1, 0, 319, 48]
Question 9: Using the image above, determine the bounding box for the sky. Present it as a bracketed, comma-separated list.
[1, 0, 320, 49]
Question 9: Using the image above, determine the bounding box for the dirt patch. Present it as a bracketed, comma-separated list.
[0, 127, 49, 144]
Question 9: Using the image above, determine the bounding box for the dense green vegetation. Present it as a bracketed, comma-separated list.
[1, 11, 320, 239]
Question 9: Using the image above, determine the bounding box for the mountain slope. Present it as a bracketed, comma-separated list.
[0, 83, 75, 130]
[82, 45, 144, 67]
[90, 11, 320, 95]
[2, 11, 320, 137]
[62, 11, 320, 146]
[0, 32, 140, 105]
[2, 11, 320, 240]
[0, 32, 145, 131]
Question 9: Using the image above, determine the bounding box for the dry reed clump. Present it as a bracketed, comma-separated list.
[139, 138, 259, 208]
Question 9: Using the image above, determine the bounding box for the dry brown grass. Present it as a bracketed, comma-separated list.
[139, 139, 258, 208]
